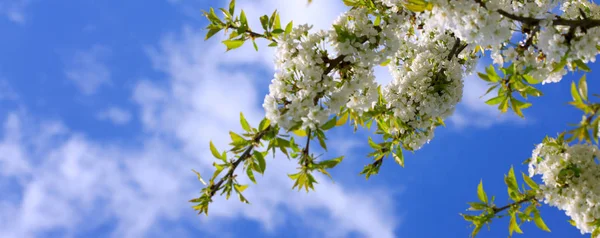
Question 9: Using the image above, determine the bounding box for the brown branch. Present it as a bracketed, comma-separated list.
[226, 26, 278, 43]
[208, 126, 271, 197]
[492, 195, 537, 214]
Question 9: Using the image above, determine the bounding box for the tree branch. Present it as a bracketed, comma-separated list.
[492, 195, 537, 214]
[208, 126, 271, 197]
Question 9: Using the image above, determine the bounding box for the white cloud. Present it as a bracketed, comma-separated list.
[0, 0, 30, 24]
[65, 45, 112, 95]
[97, 107, 132, 125]
[0, 2, 399, 237]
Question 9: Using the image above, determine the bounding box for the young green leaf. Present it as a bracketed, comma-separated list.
[393, 147, 404, 167]
[247, 167, 257, 184]
[293, 129, 307, 137]
[192, 169, 207, 186]
[318, 156, 344, 169]
[574, 59, 591, 72]
[259, 118, 270, 131]
[477, 180, 488, 204]
[521, 172, 539, 190]
[522, 74, 540, 84]
[505, 167, 520, 200]
[229, 131, 246, 145]
[285, 21, 293, 34]
[234, 184, 249, 193]
[222, 39, 245, 51]
[509, 212, 524, 235]
[228, 0, 235, 15]
[253, 151, 266, 174]
[205, 28, 222, 40]
[209, 141, 223, 161]
[321, 117, 337, 130]
[533, 211, 551, 232]
[578, 75, 588, 101]
[240, 112, 251, 132]
[485, 65, 501, 82]
[485, 95, 505, 105]
[336, 112, 349, 126]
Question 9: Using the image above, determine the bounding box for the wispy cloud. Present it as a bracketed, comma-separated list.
[97, 107, 132, 125]
[64, 45, 112, 95]
[0, 3, 399, 238]
[0, 0, 30, 24]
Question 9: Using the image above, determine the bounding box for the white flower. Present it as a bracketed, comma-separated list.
[529, 141, 600, 235]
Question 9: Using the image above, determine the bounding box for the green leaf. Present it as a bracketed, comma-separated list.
[259, 15, 269, 30]
[523, 86, 543, 97]
[336, 112, 349, 126]
[209, 141, 225, 162]
[192, 169, 207, 186]
[259, 118, 270, 131]
[368, 137, 381, 150]
[222, 39, 245, 51]
[374, 15, 381, 26]
[234, 184, 249, 193]
[273, 11, 281, 30]
[247, 167, 256, 184]
[509, 212, 524, 235]
[467, 202, 487, 211]
[574, 59, 591, 72]
[485, 95, 505, 105]
[485, 65, 501, 82]
[477, 180, 488, 204]
[579, 75, 588, 101]
[393, 147, 404, 167]
[593, 227, 600, 238]
[510, 98, 528, 118]
[228, 0, 235, 15]
[293, 129, 307, 137]
[380, 58, 391, 66]
[318, 156, 344, 169]
[240, 112, 251, 132]
[571, 81, 582, 103]
[482, 85, 499, 98]
[205, 8, 223, 24]
[219, 8, 231, 19]
[205, 28, 222, 40]
[321, 117, 337, 130]
[551, 58, 567, 73]
[522, 74, 540, 84]
[477, 72, 491, 82]
[522, 172, 539, 190]
[317, 133, 327, 151]
[230, 131, 245, 144]
[533, 211, 551, 232]
[285, 21, 293, 34]
[499, 97, 510, 113]
[505, 166, 520, 200]
[240, 10, 247, 26]
[253, 151, 266, 174]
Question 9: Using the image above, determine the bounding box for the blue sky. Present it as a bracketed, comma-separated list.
[0, 0, 597, 237]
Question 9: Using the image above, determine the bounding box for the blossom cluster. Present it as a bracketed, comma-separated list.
[428, 0, 600, 84]
[529, 141, 600, 235]
[263, 5, 472, 150]
[264, 0, 600, 150]
[264, 8, 416, 132]
[383, 29, 470, 149]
